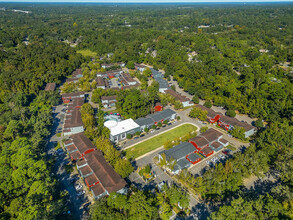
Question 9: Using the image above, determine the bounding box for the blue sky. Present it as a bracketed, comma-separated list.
[0, 0, 292, 2]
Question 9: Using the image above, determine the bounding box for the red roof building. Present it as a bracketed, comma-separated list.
[77, 150, 127, 199]
[44, 83, 56, 91]
[189, 136, 209, 150]
[64, 133, 96, 161]
[195, 104, 222, 124]
[186, 152, 202, 165]
[61, 92, 85, 103]
[199, 146, 214, 158]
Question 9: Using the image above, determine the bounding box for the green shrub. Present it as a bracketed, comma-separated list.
[255, 118, 264, 128]
[203, 100, 212, 108]
[126, 133, 132, 139]
[226, 109, 236, 117]
[192, 96, 199, 104]
[200, 126, 208, 133]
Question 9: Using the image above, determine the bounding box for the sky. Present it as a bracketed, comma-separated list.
[0, 0, 292, 2]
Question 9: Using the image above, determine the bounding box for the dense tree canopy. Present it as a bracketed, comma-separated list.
[0, 2, 292, 218]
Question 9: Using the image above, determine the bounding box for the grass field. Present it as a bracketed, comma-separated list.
[124, 124, 197, 160]
[77, 49, 97, 57]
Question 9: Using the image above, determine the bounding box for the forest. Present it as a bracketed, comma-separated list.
[0, 2, 292, 219]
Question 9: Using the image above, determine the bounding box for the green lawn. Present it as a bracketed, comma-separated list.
[124, 124, 197, 160]
[77, 49, 97, 57]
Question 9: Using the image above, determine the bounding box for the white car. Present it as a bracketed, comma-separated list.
[77, 190, 86, 196]
[211, 157, 218, 163]
[213, 157, 219, 162]
[206, 160, 212, 165]
[219, 154, 225, 159]
[75, 184, 83, 191]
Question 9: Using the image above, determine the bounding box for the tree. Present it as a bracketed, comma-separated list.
[157, 122, 162, 127]
[189, 107, 208, 121]
[164, 140, 173, 150]
[107, 193, 129, 212]
[127, 61, 135, 69]
[192, 96, 199, 104]
[203, 100, 212, 108]
[158, 153, 168, 168]
[152, 124, 157, 130]
[200, 126, 208, 133]
[144, 127, 149, 133]
[165, 185, 190, 209]
[174, 101, 183, 110]
[157, 192, 172, 220]
[171, 85, 176, 91]
[143, 68, 152, 77]
[128, 191, 158, 219]
[226, 109, 236, 117]
[114, 159, 134, 178]
[4, 120, 22, 140]
[163, 120, 168, 125]
[90, 198, 123, 219]
[230, 126, 246, 140]
[255, 118, 264, 128]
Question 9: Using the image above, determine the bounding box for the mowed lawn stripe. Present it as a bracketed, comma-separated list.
[124, 124, 197, 159]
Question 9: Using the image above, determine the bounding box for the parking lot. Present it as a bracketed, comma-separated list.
[47, 103, 91, 220]
[128, 147, 174, 191]
[188, 150, 231, 176]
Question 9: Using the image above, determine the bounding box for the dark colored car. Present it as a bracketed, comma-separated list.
[83, 202, 91, 210]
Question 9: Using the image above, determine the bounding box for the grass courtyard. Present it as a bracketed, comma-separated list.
[124, 123, 197, 160]
[77, 49, 97, 57]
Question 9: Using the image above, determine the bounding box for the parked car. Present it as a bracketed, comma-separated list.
[83, 202, 91, 210]
[222, 149, 232, 155]
[55, 148, 64, 156]
[70, 177, 78, 184]
[206, 160, 212, 166]
[77, 190, 86, 196]
[75, 184, 83, 191]
[219, 154, 226, 159]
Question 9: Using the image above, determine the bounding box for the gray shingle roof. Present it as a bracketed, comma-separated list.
[163, 142, 196, 160]
[160, 109, 176, 118]
[177, 158, 190, 169]
[146, 109, 176, 122]
[188, 153, 201, 162]
[134, 117, 154, 126]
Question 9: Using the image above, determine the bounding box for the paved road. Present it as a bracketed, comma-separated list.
[46, 104, 89, 220]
